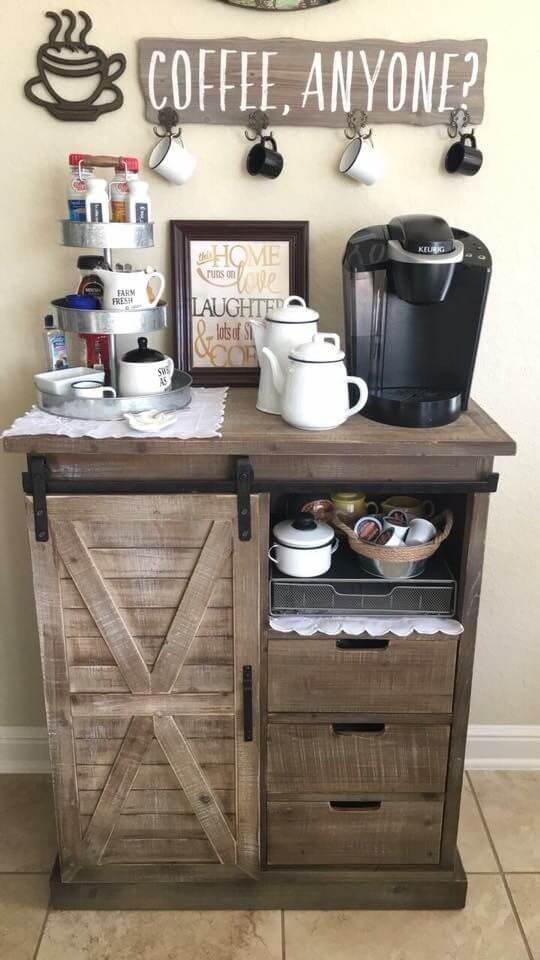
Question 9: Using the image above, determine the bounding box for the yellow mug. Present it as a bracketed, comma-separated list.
[331, 492, 379, 522]
[379, 495, 435, 521]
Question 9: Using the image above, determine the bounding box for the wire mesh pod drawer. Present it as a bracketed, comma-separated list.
[270, 578, 456, 616]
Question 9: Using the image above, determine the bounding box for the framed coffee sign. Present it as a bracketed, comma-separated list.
[171, 220, 309, 386]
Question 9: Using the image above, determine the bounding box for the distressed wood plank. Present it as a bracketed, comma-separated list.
[69, 664, 233, 694]
[80, 716, 154, 865]
[77, 762, 235, 791]
[102, 838, 217, 864]
[59, 551, 233, 580]
[63, 607, 233, 639]
[72, 693, 234, 717]
[73, 716, 235, 740]
[139, 38, 487, 127]
[154, 715, 237, 864]
[75, 737, 235, 766]
[151, 522, 233, 693]
[79, 788, 235, 816]
[81, 813, 237, 839]
[52, 521, 151, 694]
[25, 501, 81, 880]
[61, 577, 232, 609]
[67, 633, 232, 668]
[46, 495, 237, 523]
[73, 519, 213, 550]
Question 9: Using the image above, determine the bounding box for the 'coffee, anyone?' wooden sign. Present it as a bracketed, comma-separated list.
[139, 38, 487, 127]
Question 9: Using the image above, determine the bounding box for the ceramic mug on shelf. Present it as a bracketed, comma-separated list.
[95, 268, 165, 310]
[406, 517, 437, 546]
[379, 496, 435, 521]
[71, 379, 116, 399]
[331, 492, 379, 522]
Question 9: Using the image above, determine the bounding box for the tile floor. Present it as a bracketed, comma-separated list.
[1, 771, 539, 959]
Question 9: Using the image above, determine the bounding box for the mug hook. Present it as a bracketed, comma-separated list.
[153, 107, 182, 140]
[245, 109, 270, 142]
[345, 109, 372, 141]
[448, 106, 471, 139]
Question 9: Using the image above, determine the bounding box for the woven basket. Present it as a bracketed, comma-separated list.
[302, 500, 453, 564]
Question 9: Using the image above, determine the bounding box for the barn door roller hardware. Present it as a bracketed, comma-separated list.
[235, 457, 253, 542]
[23, 455, 49, 542]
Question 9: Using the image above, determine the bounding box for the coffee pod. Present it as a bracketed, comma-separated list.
[385, 509, 408, 526]
[376, 529, 394, 546]
[354, 515, 383, 542]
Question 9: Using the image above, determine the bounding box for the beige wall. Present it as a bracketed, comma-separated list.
[1, 0, 538, 726]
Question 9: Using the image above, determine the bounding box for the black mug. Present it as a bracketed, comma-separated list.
[445, 133, 483, 176]
[247, 135, 284, 179]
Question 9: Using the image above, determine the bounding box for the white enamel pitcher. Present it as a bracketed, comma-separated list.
[262, 333, 368, 431]
[251, 296, 319, 415]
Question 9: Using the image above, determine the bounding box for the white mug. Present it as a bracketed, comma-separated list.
[71, 380, 116, 399]
[149, 135, 196, 185]
[406, 518, 437, 546]
[95, 269, 165, 311]
[339, 137, 384, 185]
[118, 355, 175, 397]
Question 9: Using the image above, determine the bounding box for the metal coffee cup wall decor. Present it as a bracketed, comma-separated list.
[223, 0, 339, 8]
[24, 10, 126, 121]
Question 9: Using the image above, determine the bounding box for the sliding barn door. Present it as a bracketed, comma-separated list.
[26, 494, 261, 882]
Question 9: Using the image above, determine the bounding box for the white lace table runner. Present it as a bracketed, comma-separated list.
[2, 387, 228, 440]
[269, 616, 464, 636]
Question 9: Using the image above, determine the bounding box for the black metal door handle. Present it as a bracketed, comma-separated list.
[336, 637, 389, 651]
[332, 723, 386, 735]
[242, 665, 253, 742]
[329, 800, 382, 811]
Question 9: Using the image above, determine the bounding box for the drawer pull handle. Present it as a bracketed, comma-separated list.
[329, 801, 382, 811]
[332, 723, 386, 735]
[336, 638, 389, 651]
[242, 665, 253, 742]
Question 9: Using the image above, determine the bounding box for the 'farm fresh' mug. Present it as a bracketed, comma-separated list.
[95, 268, 165, 310]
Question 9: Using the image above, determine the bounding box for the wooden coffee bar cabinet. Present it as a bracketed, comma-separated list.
[4, 391, 515, 910]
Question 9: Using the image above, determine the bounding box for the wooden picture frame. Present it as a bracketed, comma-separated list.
[171, 220, 309, 386]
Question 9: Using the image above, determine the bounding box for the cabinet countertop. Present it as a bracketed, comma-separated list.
[3, 389, 516, 458]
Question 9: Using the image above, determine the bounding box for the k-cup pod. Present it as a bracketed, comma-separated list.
[354, 515, 383, 542]
[383, 515, 409, 542]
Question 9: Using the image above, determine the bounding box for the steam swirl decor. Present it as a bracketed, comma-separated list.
[223, 0, 339, 8]
[24, 10, 126, 121]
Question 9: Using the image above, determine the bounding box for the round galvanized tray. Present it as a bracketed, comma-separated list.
[59, 220, 155, 250]
[52, 299, 167, 335]
[36, 370, 192, 421]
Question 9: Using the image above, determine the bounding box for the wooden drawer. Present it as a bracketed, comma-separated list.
[267, 721, 450, 795]
[268, 636, 457, 714]
[267, 799, 444, 866]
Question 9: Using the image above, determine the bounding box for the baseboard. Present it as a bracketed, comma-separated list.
[465, 725, 540, 770]
[0, 727, 50, 773]
[1, 725, 540, 773]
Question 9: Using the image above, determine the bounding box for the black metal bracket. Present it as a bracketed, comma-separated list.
[236, 457, 253, 542]
[242, 665, 253, 742]
[24, 455, 49, 542]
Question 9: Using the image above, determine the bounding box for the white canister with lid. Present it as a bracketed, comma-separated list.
[268, 515, 338, 578]
[251, 295, 319, 415]
[118, 337, 174, 397]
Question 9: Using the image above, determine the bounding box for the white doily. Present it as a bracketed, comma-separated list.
[269, 616, 464, 637]
[2, 387, 228, 440]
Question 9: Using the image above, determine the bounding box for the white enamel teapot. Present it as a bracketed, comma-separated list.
[262, 333, 368, 431]
[251, 296, 319, 415]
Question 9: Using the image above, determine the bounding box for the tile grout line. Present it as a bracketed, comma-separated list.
[281, 909, 286, 960]
[467, 773, 535, 960]
[31, 903, 50, 960]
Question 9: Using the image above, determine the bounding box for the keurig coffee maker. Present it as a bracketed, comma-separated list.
[343, 215, 491, 427]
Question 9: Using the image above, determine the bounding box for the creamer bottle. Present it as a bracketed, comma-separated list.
[110, 157, 139, 222]
[67, 153, 93, 221]
[128, 180, 151, 224]
[85, 177, 110, 224]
